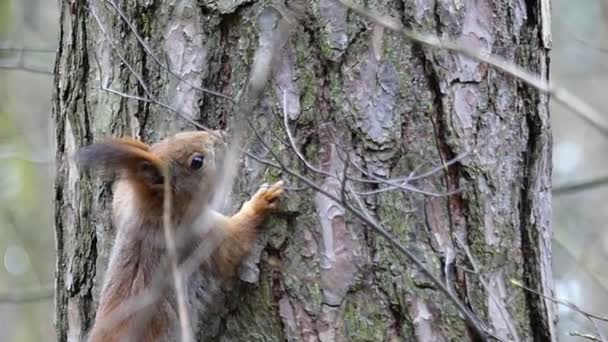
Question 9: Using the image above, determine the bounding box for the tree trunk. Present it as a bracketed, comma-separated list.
[53, 0, 554, 341]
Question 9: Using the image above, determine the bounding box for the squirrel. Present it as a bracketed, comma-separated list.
[77, 130, 285, 342]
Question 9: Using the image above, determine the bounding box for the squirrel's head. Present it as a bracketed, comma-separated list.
[78, 130, 226, 222]
[150, 130, 226, 196]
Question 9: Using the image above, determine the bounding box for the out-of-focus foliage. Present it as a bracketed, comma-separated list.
[0, 114, 38, 205]
[0, 0, 57, 341]
[552, 0, 608, 338]
[0, 0, 10, 37]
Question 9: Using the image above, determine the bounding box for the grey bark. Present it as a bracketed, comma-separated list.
[53, 0, 554, 341]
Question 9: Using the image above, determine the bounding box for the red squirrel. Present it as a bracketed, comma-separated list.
[78, 130, 284, 341]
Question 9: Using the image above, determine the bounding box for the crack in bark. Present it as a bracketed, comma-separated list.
[267, 248, 288, 338]
[518, 87, 551, 342]
[135, 1, 157, 136]
[205, 11, 238, 129]
[433, 0, 443, 36]
[523, 0, 538, 27]
[371, 269, 406, 339]
[415, 39, 486, 342]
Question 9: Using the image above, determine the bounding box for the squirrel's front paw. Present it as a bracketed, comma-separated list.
[249, 180, 285, 214]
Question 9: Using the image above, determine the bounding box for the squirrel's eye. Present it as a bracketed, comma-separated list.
[190, 155, 205, 170]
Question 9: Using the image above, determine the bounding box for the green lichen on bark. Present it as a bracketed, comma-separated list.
[221, 267, 286, 341]
[342, 289, 394, 341]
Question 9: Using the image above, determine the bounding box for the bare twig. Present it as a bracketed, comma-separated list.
[569, 331, 604, 342]
[455, 237, 521, 342]
[161, 164, 193, 342]
[281, 90, 458, 197]
[511, 279, 608, 341]
[90, 6, 217, 135]
[0, 43, 55, 75]
[554, 18, 608, 55]
[0, 285, 54, 304]
[0, 42, 56, 54]
[245, 117, 494, 341]
[510, 279, 608, 323]
[0, 145, 52, 163]
[512, 278, 608, 342]
[89, 6, 150, 95]
[338, 0, 608, 137]
[103, 0, 233, 101]
[553, 176, 608, 196]
[339, 145, 465, 197]
[0, 64, 53, 75]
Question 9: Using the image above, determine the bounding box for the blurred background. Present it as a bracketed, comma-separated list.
[0, 0, 606, 341]
[0, 0, 56, 341]
[551, 0, 608, 339]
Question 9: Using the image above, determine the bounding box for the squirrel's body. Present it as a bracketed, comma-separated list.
[79, 131, 284, 342]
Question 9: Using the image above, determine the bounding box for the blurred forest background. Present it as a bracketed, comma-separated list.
[0, 0, 606, 341]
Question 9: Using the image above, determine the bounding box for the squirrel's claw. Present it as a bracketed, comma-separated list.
[251, 180, 285, 211]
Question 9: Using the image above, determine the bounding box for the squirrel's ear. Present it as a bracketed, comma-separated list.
[78, 138, 165, 189]
[137, 160, 164, 186]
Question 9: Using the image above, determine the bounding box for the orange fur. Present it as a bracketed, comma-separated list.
[80, 131, 284, 342]
[212, 182, 284, 276]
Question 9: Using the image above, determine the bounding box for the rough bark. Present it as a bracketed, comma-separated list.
[53, 0, 554, 341]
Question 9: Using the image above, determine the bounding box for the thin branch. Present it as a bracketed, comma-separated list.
[282, 91, 321, 173]
[0, 48, 55, 54]
[0, 43, 55, 75]
[569, 332, 604, 342]
[0, 42, 56, 54]
[90, 7, 217, 135]
[0, 145, 53, 163]
[338, 0, 608, 137]
[511, 279, 608, 323]
[0, 64, 53, 75]
[455, 237, 521, 342]
[89, 6, 152, 95]
[554, 18, 608, 55]
[0, 285, 54, 304]
[338, 144, 465, 198]
[553, 176, 608, 196]
[281, 90, 458, 197]
[513, 277, 607, 341]
[102, 0, 233, 101]
[405, 149, 472, 181]
[161, 164, 193, 342]
[245, 117, 494, 341]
